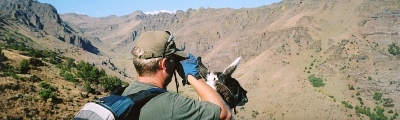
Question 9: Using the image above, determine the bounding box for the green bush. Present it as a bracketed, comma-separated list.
[373, 92, 383, 101]
[372, 106, 387, 120]
[64, 57, 75, 70]
[388, 43, 400, 55]
[341, 101, 353, 109]
[100, 76, 122, 91]
[368, 76, 373, 80]
[17, 59, 30, 74]
[3, 68, 20, 79]
[57, 57, 75, 72]
[389, 110, 394, 113]
[63, 72, 77, 82]
[383, 98, 394, 107]
[349, 85, 355, 90]
[38, 81, 56, 100]
[307, 74, 325, 87]
[76, 61, 105, 84]
[393, 112, 399, 120]
[38, 88, 56, 100]
[39, 81, 53, 90]
[357, 97, 362, 101]
[355, 106, 372, 117]
[84, 81, 92, 93]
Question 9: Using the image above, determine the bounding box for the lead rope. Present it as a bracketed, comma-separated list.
[174, 72, 179, 93]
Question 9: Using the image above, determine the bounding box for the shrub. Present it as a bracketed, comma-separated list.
[388, 110, 394, 113]
[355, 106, 373, 117]
[39, 81, 53, 90]
[84, 81, 92, 93]
[64, 57, 75, 70]
[307, 74, 325, 87]
[99, 76, 122, 92]
[38, 88, 56, 100]
[57, 57, 75, 72]
[3, 68, 20, 79]
[373, 92, 383, 101]
[388, 43, 400, 55]
[0, 48, 7, 62]
[29, 58, 44, 66]
[349, 85, 355, 90]
[38, 81, 56, 100]
[252, 110, 259, 118]
[340, 66, 346, 71]
[341, 101, 353, 109]
[358, 97, 362, 101]
[28, 75, 41, 82]
[63, 72, 77, 82]
[383, 98, 394, 107]
[372, 106, 387, 120]
[76, 61, 105, 84]
[17, 59, 30, 74]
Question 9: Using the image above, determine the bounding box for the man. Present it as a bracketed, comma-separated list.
[122, 31, 232, 120]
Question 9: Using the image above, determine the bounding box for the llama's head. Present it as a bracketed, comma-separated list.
[197, 57, 248, 110]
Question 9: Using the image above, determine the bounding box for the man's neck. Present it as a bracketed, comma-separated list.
[137, 75, 165, 89]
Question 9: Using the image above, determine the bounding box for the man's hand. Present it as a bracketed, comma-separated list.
[179, 53, 200, 86]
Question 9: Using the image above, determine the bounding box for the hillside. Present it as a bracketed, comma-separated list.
[0, 0, 100, 55]
[1, 0, 400, 119]
[61, 0, 400, 119]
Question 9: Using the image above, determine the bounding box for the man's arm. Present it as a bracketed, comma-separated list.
[187, 75, 232, 120]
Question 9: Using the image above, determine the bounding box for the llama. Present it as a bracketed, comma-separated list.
[197, 57, 248, 114]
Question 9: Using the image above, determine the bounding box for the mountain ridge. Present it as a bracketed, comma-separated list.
[0, 0, 100, 54]
[61, 0, 400, 119]
[1, 0, 400, 119]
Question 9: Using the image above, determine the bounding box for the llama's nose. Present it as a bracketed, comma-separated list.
[243, 97, 248, 103]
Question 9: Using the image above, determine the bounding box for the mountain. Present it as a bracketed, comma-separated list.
[1, 0, 400, 119]
[0, 0, 99, 54]
[61, 0, 400, 119]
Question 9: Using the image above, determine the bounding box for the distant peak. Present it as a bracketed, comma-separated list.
[144, 10, 176, 15]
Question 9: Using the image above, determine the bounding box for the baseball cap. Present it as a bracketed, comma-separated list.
[132, 31, 189, 59]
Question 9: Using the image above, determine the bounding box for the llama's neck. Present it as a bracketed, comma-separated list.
[224, 99, 235, 120]
[204, 79, 235, 115]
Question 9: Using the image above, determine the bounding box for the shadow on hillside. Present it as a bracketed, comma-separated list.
[82, 43, 100, 55]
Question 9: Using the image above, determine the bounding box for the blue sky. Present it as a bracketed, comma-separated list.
[37, 0, 281, 17]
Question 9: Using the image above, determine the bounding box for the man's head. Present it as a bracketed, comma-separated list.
[131, 31, 187, 79]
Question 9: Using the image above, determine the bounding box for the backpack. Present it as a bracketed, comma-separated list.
[74, 87, 167, 120]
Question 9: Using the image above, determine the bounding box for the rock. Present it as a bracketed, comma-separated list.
[47, 98, 52, 102]
[80, 92, 89, 98]
[0, 0, 99, 54]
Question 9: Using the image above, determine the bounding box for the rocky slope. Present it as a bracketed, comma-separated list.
[1, 0, 400, 119]
[61, 0, 400, 119]
[0, 0, 99, 54]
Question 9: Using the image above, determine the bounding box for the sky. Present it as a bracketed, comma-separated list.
[37, 0, 282, 17]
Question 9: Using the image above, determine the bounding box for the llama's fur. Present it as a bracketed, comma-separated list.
[197, 57, 248, 113]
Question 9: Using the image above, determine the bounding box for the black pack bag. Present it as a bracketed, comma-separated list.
[74, 87, 167, 120]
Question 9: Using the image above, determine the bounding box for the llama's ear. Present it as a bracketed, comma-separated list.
[197, 57, 209, 78]
[222, 57, 241, 77]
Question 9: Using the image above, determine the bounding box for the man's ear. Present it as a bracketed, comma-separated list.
[159, 58, 168, 70]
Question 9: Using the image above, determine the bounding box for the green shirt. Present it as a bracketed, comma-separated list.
[122, 80, 221, 120]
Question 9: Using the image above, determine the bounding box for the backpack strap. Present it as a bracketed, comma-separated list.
[123, 88, 167, 120]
